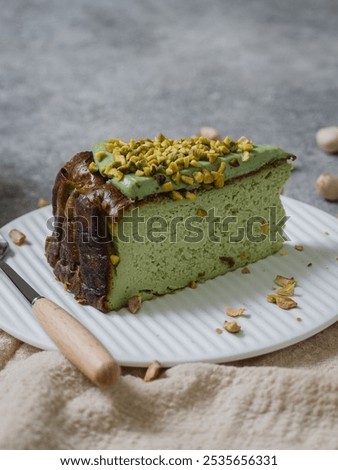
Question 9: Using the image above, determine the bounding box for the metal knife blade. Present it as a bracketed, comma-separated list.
[0, 260, 41, 304]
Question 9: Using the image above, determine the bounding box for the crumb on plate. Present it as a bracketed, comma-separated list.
[9, 229, 26, 246]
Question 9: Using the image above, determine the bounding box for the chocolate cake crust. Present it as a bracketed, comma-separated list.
[45, 152, 132, 311]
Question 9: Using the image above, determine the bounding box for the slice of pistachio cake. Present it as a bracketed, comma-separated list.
[45, 135, 294, 312]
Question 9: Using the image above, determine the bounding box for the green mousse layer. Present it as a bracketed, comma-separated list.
[93, 141, 291, 200]
[107, 161, 291, 310]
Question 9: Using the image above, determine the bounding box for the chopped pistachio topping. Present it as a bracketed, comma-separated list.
[181, 175, 194, 185]
[213, 172, 225, 188]
[92, 136, 293, 201]
[95, 150, 107, 161]
[185, 191, 197, 201]
[171, 172, 181, 185]
[242, 151, 250, 162]
[261, 223, 269, 234]
[110, 255, 120, 266]
[197, 209, 207, 217]
[218, 161, 226, 173]
[88, 162, 98, 173]
[193, 172, 204, 184]
[171, 190, 184, 201]
[161, 181, 173, 192]
[94, 134, 254, 194]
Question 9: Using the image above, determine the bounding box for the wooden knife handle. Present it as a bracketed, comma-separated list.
[32, 297, 120, 387]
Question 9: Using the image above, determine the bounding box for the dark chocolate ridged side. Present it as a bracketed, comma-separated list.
[45, 152, 131, 312]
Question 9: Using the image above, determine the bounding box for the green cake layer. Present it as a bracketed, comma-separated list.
[107, 161, 291, 310]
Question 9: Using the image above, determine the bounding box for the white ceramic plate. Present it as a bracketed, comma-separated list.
[0, 197, 338, 366]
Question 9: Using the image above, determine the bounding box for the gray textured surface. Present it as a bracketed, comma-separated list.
[1, 0, 338, 226]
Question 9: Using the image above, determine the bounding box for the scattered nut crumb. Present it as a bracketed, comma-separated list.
[279, 250, 288, 256]
[267, 294, 278, 304]
[127, 295, 142, 314]
[315, 173, 338, 201]
[9, 229, 26, 246]
[324, 231, 330, 236]
[307, 262, 313, 267]
[241, 266, 250, 274]
[295, 245, 304, 251]
[189, 281, 197, 289]
[266, 294, 298, 310]
[316, 126, 338, 153]
[144, 361, 162, 382]
[215, 328, 223, 334]
[223, 321, 241, 334]
[296, 317, 302, 322]
[277, 281, 296, 297]
[38, 198, 49, 208]
[276, 296, 298, 310]
[336, 258, 338, 262]
[225, 307, 246, 317]
[199, 126, 220, 140]
[274, 275, 297, 287]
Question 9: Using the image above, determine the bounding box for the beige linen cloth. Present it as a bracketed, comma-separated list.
[1, 321, 338, 450]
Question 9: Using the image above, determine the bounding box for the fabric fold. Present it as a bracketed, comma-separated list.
[1, 323, 338, 449]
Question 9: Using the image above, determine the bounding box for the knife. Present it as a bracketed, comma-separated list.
[0, 238, 120, 387]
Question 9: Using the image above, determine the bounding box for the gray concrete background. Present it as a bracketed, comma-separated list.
[1, 0, 338, 226]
